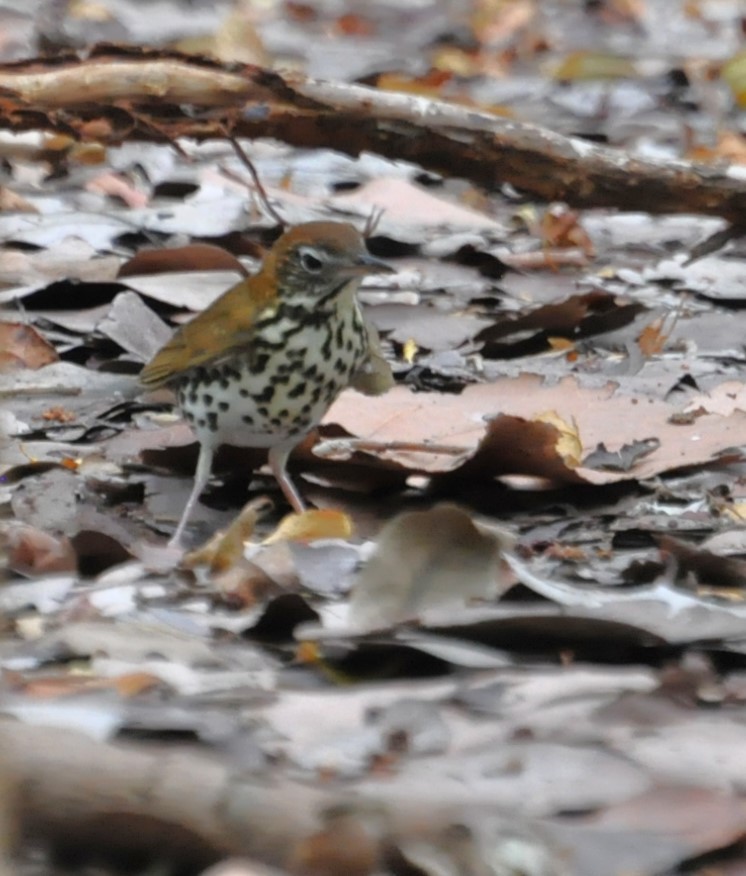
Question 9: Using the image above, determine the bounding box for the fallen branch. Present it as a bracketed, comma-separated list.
[1, 718, 542, 874]
[0, 46, 743, 222]
[1, 719, 322, 868]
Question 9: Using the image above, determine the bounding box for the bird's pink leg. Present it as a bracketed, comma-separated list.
[169, 445, 214, 546]
[268, 444, 306, 513]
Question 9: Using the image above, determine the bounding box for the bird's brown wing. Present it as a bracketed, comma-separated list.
[139, 276, 275, 389]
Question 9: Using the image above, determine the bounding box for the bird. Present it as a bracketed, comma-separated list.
[139, 221, 393, 545]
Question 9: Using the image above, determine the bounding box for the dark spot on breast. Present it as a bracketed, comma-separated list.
[335, 323, 344, 347]
[251, 353, 270, 373]
[197, 417, 206, 428]
[311, 386, 322, 403]
[218, 401, 229, 412]
[188, 390, 198, 404]
[301, 403, 312, 414]
[239, 387, 250, 398]
[202, 393, 213, 406]
[185, 410, 195, 421]
[270, 417, 281, 428]
[255, 384, 275, 403]
[334, 357, 344, 372]
[242, 414, 254, 424]
[278, 408, 289, 419]
[304, 364, 318, 379]
[206, 412, 218, 431]
[258, 406, 269, 417]
[346, 338, 354, 352]
[288, 381, 307, 399]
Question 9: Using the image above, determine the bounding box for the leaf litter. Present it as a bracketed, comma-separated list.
[3, 2, 746, 875]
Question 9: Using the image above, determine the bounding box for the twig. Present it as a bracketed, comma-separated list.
[225, 136, 286, 228]
[363, 207, 385, 238]
[313, 438, 470, 459]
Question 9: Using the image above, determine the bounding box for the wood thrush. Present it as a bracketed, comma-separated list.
[140, 221, 393, 544]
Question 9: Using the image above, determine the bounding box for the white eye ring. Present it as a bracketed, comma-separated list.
[299, 247, 324, 273]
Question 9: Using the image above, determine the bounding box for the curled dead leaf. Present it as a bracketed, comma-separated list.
[182, 498, 270, 573]
[533, 411, 582, 468]
[349, 504, 509, 628]
[264, 510, 354, 545]
[0, 323, 58, 371]
[5, 525, 77, 575]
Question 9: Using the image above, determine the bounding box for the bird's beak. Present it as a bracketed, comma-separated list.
[341, 253, 395, 278]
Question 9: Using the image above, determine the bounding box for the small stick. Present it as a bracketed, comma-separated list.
[363, 207, 384, 237]
[0, 384, 81, 398]
[225, 135, 286, 227]
[313, 438, 470, 458]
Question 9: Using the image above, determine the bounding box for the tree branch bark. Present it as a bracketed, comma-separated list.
[0, 46, 742, 222]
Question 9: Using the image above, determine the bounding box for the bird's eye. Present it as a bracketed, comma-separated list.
[299, 247, 324, 273]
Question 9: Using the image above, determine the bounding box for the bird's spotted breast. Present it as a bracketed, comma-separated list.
[177, 303, 368, 450]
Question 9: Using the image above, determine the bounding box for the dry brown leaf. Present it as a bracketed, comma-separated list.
[0, 186, 38, 213]
[334, 12, 377, 37]
[108, 672, 164, 698]
[118, 244, 248, 278]
[0, 323, 58, 371]
[538, 205, 595, 256]
[473, 0, 536, 43]
[41, 406, 76, 423]
[684, 381, 746, 417]
[332, 177, 502, 235]
[376, 70, 454, 99]
[321, 375, 746, 486]
[6, 671, 161, 699]
[86, 172, 148, 208]
[5, 525, 77, 575]
[213, 562, 279, 610]
[288, 813, 379, 876]
[688, 131, 746, 165]
[637, 318, 669, 358]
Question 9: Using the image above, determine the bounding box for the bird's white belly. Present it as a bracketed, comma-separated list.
[178, 312, 367, 450]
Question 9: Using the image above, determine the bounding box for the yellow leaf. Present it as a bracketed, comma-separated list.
[183, 497, 268, 572]
[553, 51, 638, 81]
[723, 502, 746, 522]
[264, 509, 354, 545]
[534, 410, 582, 467]
[402, 338, 418, 364]
[722, 51, 746, 108]
[69, 0, 113, 21]
[546, 337, 575, 351]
